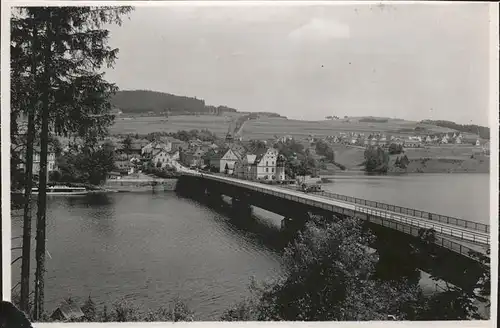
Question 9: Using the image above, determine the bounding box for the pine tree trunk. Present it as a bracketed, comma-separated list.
[33, 10, 52, 320]
[19, 16, 38, 315]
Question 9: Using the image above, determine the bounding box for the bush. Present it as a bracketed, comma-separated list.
[40, 297, 194, 323]
[364, 146, 389, 173]
[388, 143, 404, 155]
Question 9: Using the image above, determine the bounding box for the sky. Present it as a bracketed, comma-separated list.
[103, 2, 493, 125]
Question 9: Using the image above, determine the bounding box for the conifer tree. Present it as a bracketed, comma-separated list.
[11, 6, 133, 319]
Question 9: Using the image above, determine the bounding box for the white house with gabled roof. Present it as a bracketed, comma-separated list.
[220, 148, 242, 174]
[250, 148, 279, 180]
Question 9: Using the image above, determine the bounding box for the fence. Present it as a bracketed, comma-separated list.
[183, 174, 489, 260]
[280, 185, 489, 234]
[366, 211, 488, 262]
[185, 172, 490, 243]
[357, 207, 489, 245]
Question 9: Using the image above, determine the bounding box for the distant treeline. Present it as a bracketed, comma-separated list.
[359, 118, 389, 123]
[110, 90, 286, 118]
[111, 90, 238, 115]
[421, 120, 490, 139]
[241, 111, 286, 119]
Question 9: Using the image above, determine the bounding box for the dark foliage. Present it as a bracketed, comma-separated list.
[421, 120, 489, 139]
[314, 139, 335, 162]
[57, 147, 115, 185]
[359, 118, 389, 123]
[363, 146, 389, 173]
[110, 89, 237, 115]
[388, 143, 404, 155]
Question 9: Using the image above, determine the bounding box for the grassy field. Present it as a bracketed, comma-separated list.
[111, 114, 465, 141]
[317, 143, 489, 174]
[241, 117, 456, 140]
[109, 114, 242, 136]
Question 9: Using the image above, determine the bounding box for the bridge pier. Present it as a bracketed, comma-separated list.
[231, 194, 252, 217]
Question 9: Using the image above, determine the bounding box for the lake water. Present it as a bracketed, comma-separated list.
[10, 173, 490, 319]
[321, 173, 490, 224]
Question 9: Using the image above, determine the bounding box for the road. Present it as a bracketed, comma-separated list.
[177, 165, 489, 247]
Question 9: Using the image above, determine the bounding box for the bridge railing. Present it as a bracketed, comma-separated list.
[190, 173, 490, 260]
[280, 186, 489, 234]
[357, 207, 490, 245]
[365, 209, 488, 262]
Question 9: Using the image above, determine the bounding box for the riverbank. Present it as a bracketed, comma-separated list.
[103, 177, 178, 192]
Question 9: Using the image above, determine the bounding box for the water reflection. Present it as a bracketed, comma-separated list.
[11, 192, 284, 320]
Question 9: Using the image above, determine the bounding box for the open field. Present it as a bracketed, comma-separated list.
[326, 144, 489, 174]
[241, 117, 457, 140]
[109, 115, 242, 136]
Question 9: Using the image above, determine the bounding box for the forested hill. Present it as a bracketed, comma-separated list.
[110, 90, 238, 114]
[420, 120, 490, 139]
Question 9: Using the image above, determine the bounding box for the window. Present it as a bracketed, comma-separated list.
[266, 161, 268, 166]
[266, 168, 268, 172]
[271, 168, 274, 172]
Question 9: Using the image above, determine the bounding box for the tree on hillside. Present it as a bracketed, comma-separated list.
[315, 139, 335, 162]
[388, 143, 404, 155]
[11, 6, 132, 319]
[122, 135, 133, 157]
[394, 156, 400, 167]
[222, 216, 423, 321]
[249, 140, 267, 152]
[364, 146, 389, 173]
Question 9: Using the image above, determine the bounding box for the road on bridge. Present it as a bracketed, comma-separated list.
[178, 166, 489, 251]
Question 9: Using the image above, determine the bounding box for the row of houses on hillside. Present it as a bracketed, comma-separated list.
[326, 131, 482, 148]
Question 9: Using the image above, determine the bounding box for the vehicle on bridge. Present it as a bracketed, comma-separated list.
[301, 183, 322, 193]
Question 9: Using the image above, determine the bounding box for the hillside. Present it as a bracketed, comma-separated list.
[111, 90, 238, 115]
[420, 120, 490, 139]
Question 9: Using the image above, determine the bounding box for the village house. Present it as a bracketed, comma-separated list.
[220, 147, 243, 174]
[455, 135, 462, 144]
[425, 135, 432, 143]
[142, 140, 172, 158]
[114, 159, 134, 175]
[378, 136, 387, 147]
[188, 139, 204, 150]
[234, 153, 257, 179]
[403, 139, 421, 148]
[50, 300, 84, 322]
[278, 135, 293, 143]
[107, 171, 122, 180]
[204, 150, 223, 171]
[441, 135, 449, 144]
[151, 149, 180, 169]
[18, 146, 57, 179]
[131, 138, 150, 155]
[392, 138, 404, 146]
[275, 154, 286, 181]
[180, 148, 205, 168]
[250, 147, 280, 180]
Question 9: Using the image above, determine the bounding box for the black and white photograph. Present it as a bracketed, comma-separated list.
[1, 0, 498, 325]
